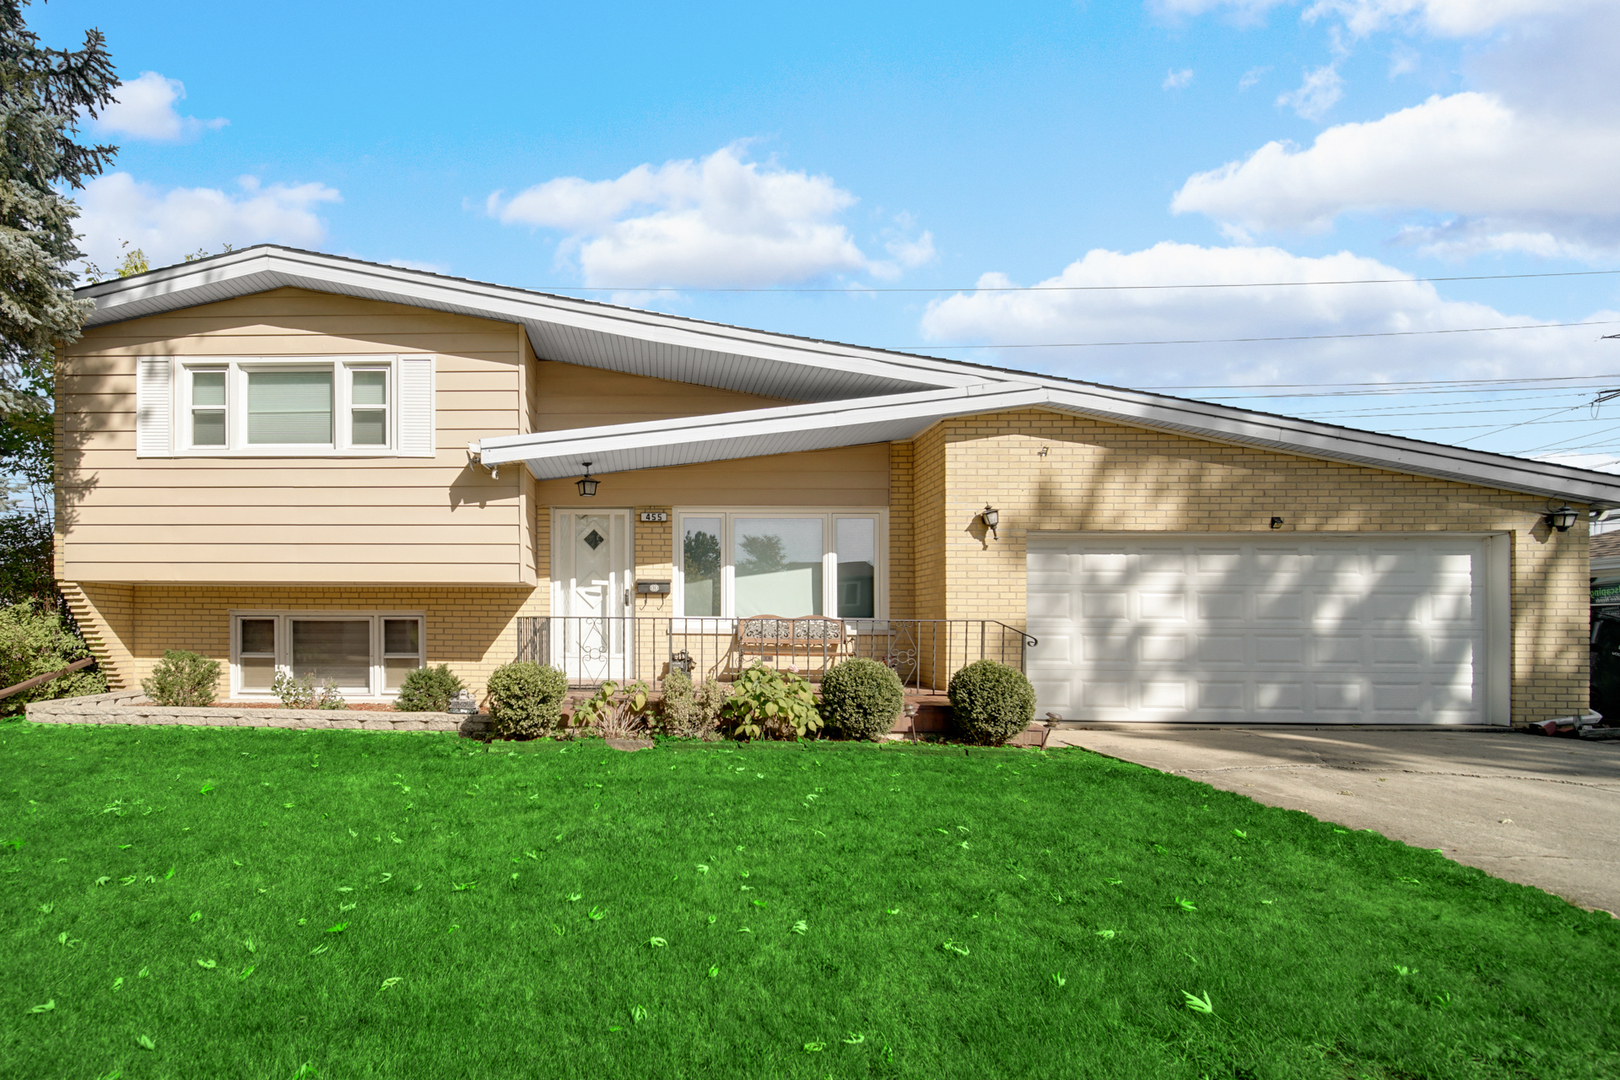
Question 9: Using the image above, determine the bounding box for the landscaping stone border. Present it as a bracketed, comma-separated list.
[25, 691, 491, 736]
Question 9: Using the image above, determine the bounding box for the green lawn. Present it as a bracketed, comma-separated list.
[2, 722, 1616, 1080]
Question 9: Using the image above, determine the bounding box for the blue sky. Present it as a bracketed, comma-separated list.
[37, 0, 1620, 466]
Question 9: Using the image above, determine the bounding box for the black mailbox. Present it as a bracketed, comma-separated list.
[636, 581, 672, 595]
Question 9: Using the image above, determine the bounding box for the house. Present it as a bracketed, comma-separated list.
[53, 246, 1620, 727]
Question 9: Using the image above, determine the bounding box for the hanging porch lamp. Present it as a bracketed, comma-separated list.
[576, 462, 599, 498]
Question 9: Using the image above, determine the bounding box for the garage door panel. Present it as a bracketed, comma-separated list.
[1081, 592, 1126, 618]
[1255, 636, 1305, 664]
[1197, 634, 1247, 663]
[1028, 535, 1491, 724]
[1028, 591, 1072, 619]
[1197, 591, 1248, 621]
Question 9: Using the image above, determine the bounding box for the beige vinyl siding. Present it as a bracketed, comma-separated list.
[57, 288, 527, 584]
[531, 360, 792, 430]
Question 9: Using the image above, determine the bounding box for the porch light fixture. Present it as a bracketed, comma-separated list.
[1544, 504, 1577, 532]
[576, 462, 599, 498]
[980, 504, 1000, 540]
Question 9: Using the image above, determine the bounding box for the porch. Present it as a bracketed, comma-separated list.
[514, 616, 1035, 693]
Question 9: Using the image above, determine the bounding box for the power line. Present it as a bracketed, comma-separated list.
[1142, 372, 1620, 392]
[535, 267, 1620, 294]
[898, 319, 1620, 351]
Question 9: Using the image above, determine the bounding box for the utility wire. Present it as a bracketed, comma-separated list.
[1143, 372, 1620, 391]
[536, 267, 1620, 294]
[898, 319, 1620, 350]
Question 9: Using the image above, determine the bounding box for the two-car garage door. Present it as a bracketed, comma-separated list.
[1025, 535, 1506, 725]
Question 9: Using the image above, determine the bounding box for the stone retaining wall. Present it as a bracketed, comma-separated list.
[26, 691, 491, 736]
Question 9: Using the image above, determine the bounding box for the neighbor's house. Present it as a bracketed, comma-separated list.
[53, 247, 1620, 727]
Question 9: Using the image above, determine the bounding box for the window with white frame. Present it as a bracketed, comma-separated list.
[134, 354, 435, 458]
[675, 511, 883, 619]
[231, 613, 425, 698]
[180, 360, 393, 452]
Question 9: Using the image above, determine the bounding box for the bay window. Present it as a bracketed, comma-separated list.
[230, 613, 425, 699]
[676, 511, 883, 619]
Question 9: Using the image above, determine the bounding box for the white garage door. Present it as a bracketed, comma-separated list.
[1026, 535, 1503, 725]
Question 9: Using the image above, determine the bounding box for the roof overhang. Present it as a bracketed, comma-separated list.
[75, 245, 984, 402]
[477, 384, 1620, 507]
[80, 245, 1620, 509]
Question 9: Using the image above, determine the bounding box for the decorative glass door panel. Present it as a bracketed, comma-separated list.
[554, 510, 632, 683]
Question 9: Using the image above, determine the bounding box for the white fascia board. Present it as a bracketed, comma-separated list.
[481, 379, 1620, 505]
[1031, 386, 1620, 506]
[77, 246, 983, 393]
[478, 384, 1049, 477]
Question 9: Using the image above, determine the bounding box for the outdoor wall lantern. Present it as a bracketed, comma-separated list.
[576, 462, 599, 498]
[980, 504, 1000, 540]
[1544, 504, 1578, 532]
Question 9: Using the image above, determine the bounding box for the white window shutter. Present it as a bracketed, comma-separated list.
[397, 355, 435, 457]
[135, 358, 174, 457]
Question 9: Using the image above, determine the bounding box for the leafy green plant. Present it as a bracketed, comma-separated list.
[393, 664, 464, 712]
[270, 672, 345, 710]
[946, 659, 1036, 745]
[819, 657, 904, 740]
[141, 649, 220, 708]
[485, 661, 568, 738]
[718, 663, 822, 740]
[654, 669, 731, 739]
[0, 599, 105, 715]
[572, 679, 651, 738]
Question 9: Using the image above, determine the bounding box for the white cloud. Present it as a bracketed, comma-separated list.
[1275, 64, 1344, 119]
[1173, 90, 1620, 232]
[1238, 66, 1270, 90]
[486, 143, 922, 288]
[918, 241, 1617, 388]
[1387, 42, 1420, 76]
[1163, 68, 1195, 90]
[90, 72, 227, 142]
[1303, 0, 1604, 38]
[1156, 0, 1603, 37]
[76, 173, 340, 270]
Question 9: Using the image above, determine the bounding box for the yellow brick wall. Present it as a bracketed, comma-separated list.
[904, 407, 1589, 726]
[888, 443, 915, 620]
[68, 585, 542, 700]
[61, 580, 137, 690]
[633, 510, 676, 617]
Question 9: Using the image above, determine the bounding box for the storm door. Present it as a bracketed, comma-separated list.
[552, 510, 633, 683]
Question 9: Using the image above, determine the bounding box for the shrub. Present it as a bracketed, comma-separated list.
[394, 664, 464, 712]
[820, 658, 905, 741]
[486, 661, 568, 738]
[573, 679, 651, 738]
[719, 663, 822, 741]
[269, 671, 345, 710]
[140, 649, 220, 708]
[0, 599, 106, 716]
[947, 660, 1036, 745]
[655, 670, 730, 740]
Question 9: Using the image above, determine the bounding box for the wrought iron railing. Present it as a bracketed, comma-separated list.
[514, 617, 1035, 692]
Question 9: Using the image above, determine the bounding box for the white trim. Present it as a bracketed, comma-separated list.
[85, 246, 1620, 505]
[160, 356, 427, 457]
[227, 609, 425, 701]
[671, 507, 887, 621]
[478, 384, 1620, 507]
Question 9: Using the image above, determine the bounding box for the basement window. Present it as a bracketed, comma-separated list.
[229, 613, 425, 699]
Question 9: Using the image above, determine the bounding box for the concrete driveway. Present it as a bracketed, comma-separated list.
[1048, 726, 1620, 916]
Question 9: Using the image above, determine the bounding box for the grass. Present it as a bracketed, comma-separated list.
[2, 722, 1616, 1080]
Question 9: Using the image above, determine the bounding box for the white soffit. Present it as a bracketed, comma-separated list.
[479, 384, 1620, 506]
[80, 246, 1620, 506]
[77, 246, 970, 402]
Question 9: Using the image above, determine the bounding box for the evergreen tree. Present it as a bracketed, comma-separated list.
[0, 0, 117, 607]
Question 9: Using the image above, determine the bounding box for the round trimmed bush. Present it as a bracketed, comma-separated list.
[947, 660, 1036, 745]
[141, 649, 219, 708]
[820, 658, 904, 740]
[393, 664, 465, 712]
[485, 661, 568, 738]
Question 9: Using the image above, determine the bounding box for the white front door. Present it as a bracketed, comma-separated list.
[553, 510, 633, 683]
